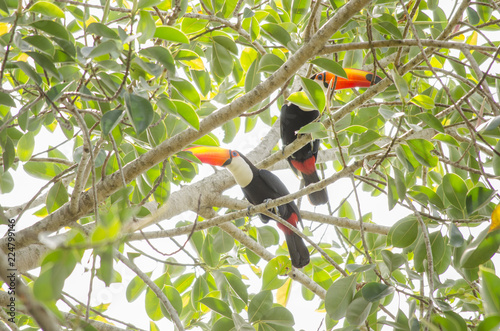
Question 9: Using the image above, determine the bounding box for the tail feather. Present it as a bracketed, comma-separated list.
[302, 171, 328, 205]
[285, 233, 310, 268]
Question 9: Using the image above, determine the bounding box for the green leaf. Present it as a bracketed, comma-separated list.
[387, 176, 399, 211]
[478, 316, 500, 331]
[154, 26, 189, 43]
[101, 109, 124, 136]
[361, 282, 394, 302]
[16, 61, 43, 85]
[300, 77, 326, 111]
[345, 297, 373, 326]
[410, 94, 436, 110]
[202, 234, 220, 268]
[126, 275, 148, 302]
[313, 266, 334, 290]
[213, 35, 238, 55]
[245, 59, 261, 93]
[466, 7, 480, 25]
[442, 173, 468, 211]
[191, 69, 211, 96]
[23, 35, 55, 56]
[448, 58, 467, 78]
[248, 290, 273, 322]
[0, 0, 8, 13]
[480, 268, 500, 316]
[138, 0, 162, 9]
[97, 248, 114, 286]
[33, 249, 77, 302]
[449, 223, 465, 247]
[30, 20, 69, 40]
[433, 311, 467, 331]
[224, 272, 248, 303]
[325, 274, 357, 320]
[213, 229, 234, 254]
[46, 181, 68, 213]
[139, 46, 175, 73]
[261, 23, 292, 48]
[461, 228, 500, 268]
[257, 226, 279, 247]
[192, 133, 219, 146]
[181, 17, 207, 34]
[0, 170, 14, 194]
[173, 272, 196, 293]
[310, 58, 347, 78]
[395, 144, 420, 172]
[410, 185, 444, 209]
[346, 264, 375, 273]
[297, 122, 326, 135]
[87, 23, 119, 39]
[25, 52, 60, 79]
[414, 231, 452, 274]
[417, 112, 444, 132]
[262, 255, 290, 290]
[260, 306, 295, 327]
[125, 93, 154, 135]
[29, 1, 65, 18]
[432, 133, 460, 147]
[287, 91, 316, 110]
[259, 53, 284, 73]
[172, 100, 199, 130]
[349, 130, 382, 155]
[17, 131, 35, 162]
[381, 250, 406, 272]
[211, 43, 233, 78]
[387, 215, 419, 248]
[374, 21, 403, 39]
[191, 276, 209, 309]
[2, 137, 14, 172]
[170, 79, 201, 108]
[249, 16, 260, 41]
[199, 297, 232, 318]
[160, 286, 183, 321]
[407, 139, 438, 168]
[476, 1, 493, 23]
[394, 167, 406, 201]
[392, 69, 408, 99]
[291, 0, 310, 23]
[466, 187, 495, 215]
[24, 161, 65, 180]
[137, 10, 156, 43]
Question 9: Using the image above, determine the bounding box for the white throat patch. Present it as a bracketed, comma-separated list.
[226, 156, 253, 188]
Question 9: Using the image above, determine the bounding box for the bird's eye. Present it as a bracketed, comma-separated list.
[317, 74, 323, 80]
[232, 151, 238, 157]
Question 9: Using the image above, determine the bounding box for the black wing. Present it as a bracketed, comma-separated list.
[258, 169, 301, 223]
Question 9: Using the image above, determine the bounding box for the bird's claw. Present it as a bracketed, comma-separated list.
[246, 206, 252, 217]
[264, 198, 279, 215]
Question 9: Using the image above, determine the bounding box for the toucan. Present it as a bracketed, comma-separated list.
[280, 69, 382, 205]
[185, 146, 310, 268]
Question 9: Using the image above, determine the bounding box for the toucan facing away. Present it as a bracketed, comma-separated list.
[280, 69, 382, 205]
[186, 146, 310, 268]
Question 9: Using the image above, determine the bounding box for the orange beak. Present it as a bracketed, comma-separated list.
[312, 69, 382, 90]
[184, 146, 232, 166]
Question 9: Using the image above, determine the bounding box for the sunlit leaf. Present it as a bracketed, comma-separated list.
[154, 26, 189, 43]
[262, 255, 290, 290]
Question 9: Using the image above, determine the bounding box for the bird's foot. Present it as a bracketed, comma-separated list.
[264, 198, 279, 215]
